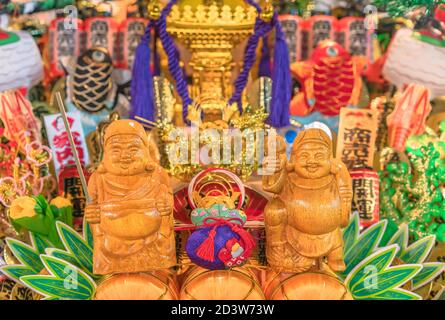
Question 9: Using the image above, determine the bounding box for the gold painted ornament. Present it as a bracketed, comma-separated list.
[166, 3, 257, 101]
[0, 277, 37, 300]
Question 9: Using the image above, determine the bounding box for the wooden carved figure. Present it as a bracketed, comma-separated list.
[263, 127, 352, 273]
[85, 119, 176, 275]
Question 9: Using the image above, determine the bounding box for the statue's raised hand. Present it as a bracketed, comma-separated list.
[85, 204, 101, 224]
[262, 156, 284, 175]
[156, 198, 172, 216]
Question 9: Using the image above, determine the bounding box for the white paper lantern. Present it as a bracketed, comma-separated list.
[0, 31, 43, 92]
[383, 28, 445, 99]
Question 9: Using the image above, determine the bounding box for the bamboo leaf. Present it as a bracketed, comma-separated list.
[363, 288, 421, 300]
[345, 245, 399, 292]
[20, 275, 93, 300]
[30, 232, 53, 255]
[45, 248, 100, 280]
[45, 248, 81, 269]
[387, 224, 409, 257]
[343, 213, 359, 254]
[83, 221, 93, 249]
[399, 235, 436, 264]
[0, 265, 35, 282]
[5, 238, 43, 273]
[379, 219, 400, 247]
[56, 222, 93, 275]
[33, 195, 49, 216]
[412, 262, 445, 291]
[352, 265, 421, 298]
[343, 220, 388, 275]
[40, 255, 96, 293]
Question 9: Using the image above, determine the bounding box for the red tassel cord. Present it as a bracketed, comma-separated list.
[196, 217, 256, 264]
[196, 227, 217, 262]
[231, 224, 256, 258]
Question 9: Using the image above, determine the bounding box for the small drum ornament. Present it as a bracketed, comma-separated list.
[94, 272, 179, 300]
[264, 271, 352, 300]
[179, 266, 265, 300]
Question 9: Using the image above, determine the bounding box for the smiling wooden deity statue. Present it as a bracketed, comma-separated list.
[263, 127, 352, 273]
[85, 120, 176, 275]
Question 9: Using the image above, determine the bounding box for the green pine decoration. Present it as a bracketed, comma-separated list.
[340, 213, 445, 299]
[373, 0, 445, 18]
[3, 0, 74, 15]
[406, 124, 445, 158]
[379, 144, 445, 242]
[273, 0, 312, 16]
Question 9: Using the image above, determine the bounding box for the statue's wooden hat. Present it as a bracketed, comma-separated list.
[104, 120, 148, 146]
[293, 128, 332, 152]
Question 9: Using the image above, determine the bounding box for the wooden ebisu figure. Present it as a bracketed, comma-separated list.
[85, 119, 176, 275]
[263, 127, 352, 273]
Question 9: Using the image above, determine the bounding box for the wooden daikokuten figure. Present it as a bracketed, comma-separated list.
[85, 119, 176, 275]
[263, 126, 352, 273]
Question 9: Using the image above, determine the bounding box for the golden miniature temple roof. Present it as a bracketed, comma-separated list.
[175, 0, 253, 10]
[167, 1, 257, 30]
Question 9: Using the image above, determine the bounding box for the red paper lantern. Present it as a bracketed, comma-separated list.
[350, 168, 380, 228]
[84, 17, 119, 66]
[117, 18, 148, 69]
[48, 18, 84, 79]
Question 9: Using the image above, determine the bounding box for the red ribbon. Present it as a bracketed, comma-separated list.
[195, 217, 256, 263]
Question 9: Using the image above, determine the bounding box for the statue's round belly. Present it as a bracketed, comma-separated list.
[101, 208, 162, 240]
[286, 196, 342, 235]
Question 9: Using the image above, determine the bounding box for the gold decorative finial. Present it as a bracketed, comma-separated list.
[148, 0, 161, 20]
[260, 0, 274, 23]
[167, 4, 257, 26]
